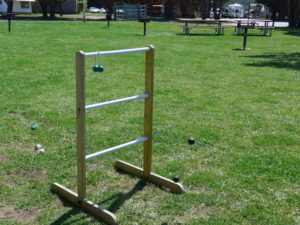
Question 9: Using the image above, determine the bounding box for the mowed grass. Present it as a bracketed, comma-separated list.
[0, 20, 299, 224]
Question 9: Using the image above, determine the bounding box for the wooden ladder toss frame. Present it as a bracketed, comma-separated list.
[51, 46, 184, 225]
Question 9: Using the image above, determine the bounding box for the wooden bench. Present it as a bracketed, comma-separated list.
[234, 21, 275, 37]
[256, 26, 275, 36]
[179, 25, 230, 35]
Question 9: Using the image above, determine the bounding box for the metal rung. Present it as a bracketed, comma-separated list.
[85, 94, 149, 110]
[85, 137, 148, 160]
[84, 47, 151, 57]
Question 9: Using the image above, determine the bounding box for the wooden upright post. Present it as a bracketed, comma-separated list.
[143, 46, 154, 177]
[52, 51, 117, 225]
[115, 45, 183, 193]
[76, 51, 86, 202]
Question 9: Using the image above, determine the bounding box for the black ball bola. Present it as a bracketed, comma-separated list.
[172, 176, 180, 183]
[188, 137, 195, 145]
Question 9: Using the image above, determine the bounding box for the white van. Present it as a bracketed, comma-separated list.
[228, 3, 244, 18]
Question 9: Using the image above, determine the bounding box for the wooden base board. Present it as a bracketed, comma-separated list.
[51, 183, 118, 225]
[51, 160, 184, 224]
[114, 160, 184, 194]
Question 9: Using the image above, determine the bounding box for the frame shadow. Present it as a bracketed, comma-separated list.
[50, 178, 147, 224]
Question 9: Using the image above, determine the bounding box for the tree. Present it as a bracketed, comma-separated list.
[287, 0, 300, 27]
[100, 0, 114, 14]
[164, 0, 181, 18]
[198, 0, 230, 19]
[180, 0, 197, 18]
[36, 0, 68, 19]
[256, 0, 300, 27]
[38, 0, 48, 17]
[198, 0, 210, 19]
[49, 0, 56, 19]
[255, 0, 284, 20]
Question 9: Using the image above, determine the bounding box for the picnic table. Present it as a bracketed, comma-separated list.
[177, 18, 233, 35]
[234, 19, 274, 36]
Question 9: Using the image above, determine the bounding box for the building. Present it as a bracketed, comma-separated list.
[0, 0, 35, 14]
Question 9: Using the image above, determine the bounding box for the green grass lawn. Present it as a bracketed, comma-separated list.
[0, 20, 299, 225]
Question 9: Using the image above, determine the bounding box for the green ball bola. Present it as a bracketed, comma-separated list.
[97, 65, 104, 72]
[93, 65, 98, 72]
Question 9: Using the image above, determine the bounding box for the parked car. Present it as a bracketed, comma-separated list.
[99, 8, 106, 13]
[89, 7, 100, 13]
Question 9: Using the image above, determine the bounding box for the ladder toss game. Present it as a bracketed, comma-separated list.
[51, 45, 184, 225]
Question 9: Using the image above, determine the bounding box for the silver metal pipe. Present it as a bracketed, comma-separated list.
[85, 94, 149, 111]
[85, 137, 148, 160]
[84, 47, 151, 57]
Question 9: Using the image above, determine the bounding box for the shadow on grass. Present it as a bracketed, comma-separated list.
[49, 208, 86, 225]
[50, 179, 147, 224]
[49, 195, 90, 225]
[232, 48, 251, 51]
[285, 30, 300, 36]
[99, 179, 147, 213]
[234, 34, 270, 37]
[242, 52, 300, 71]
[275, 27, 300, 36]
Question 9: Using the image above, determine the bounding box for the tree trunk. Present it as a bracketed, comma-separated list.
[288, 1, 295, 27]
[39, 0, 48, 17]
[212, 2, 218, 19]
[59, 2, 63, 16]
[288, 0, 300, 28]
[49, 0, 56, 19]
[180, 0, 195, 18]
[164, 0, 181, 18]
[173, 0, 181, 18]
[199, 0, 210, 19]
[164, 0, 174, 18]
